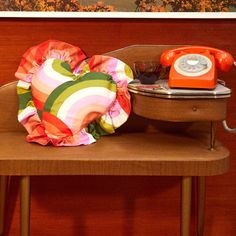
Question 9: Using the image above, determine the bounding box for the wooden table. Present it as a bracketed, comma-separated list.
[0, 45, 231, 236]
[127, 78, 231, 236]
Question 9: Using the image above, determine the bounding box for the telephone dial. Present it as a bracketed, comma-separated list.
[160, 46, 235, 89]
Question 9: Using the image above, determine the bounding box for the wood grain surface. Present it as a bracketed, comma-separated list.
[0, 18, 236, 236]
[131, 94, 228, 122]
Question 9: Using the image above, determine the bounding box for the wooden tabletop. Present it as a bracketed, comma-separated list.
[0, 131, 229, 176]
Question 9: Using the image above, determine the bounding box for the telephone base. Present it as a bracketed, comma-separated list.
[168, 77, 217, 90]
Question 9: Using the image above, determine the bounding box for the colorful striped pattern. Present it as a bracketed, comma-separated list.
[76, 55, 133, 134]
[15, 40, 133, 146]
[15, 40, 86, 83]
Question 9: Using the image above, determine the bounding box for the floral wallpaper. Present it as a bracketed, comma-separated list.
[0, 0, 235, 12]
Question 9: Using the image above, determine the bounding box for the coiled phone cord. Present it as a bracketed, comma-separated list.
[222, 120, 236, 133]
[222, 61, 236, 133]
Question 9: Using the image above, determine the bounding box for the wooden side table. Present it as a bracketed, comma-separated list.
[127, 79, 231, 236]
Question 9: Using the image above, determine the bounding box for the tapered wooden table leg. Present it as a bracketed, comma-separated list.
[197, 176, 206, 236]
[0, 176, 7, 236]
[181, 176, 192, 236]
[20, 176, 30, 236]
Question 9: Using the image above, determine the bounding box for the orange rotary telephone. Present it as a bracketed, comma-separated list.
[160, 46, 235, 89]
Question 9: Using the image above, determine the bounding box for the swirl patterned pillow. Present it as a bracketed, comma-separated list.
[15, 40, 133, 146]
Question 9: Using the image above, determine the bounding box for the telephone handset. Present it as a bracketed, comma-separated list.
[160, 46, 235, 89]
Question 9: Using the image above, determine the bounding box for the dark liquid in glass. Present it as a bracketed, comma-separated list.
[137, 72, 158, 84]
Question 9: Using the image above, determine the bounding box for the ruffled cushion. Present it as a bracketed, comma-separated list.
[16, 40, 133, 146]
[75, 55, 133, 136]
